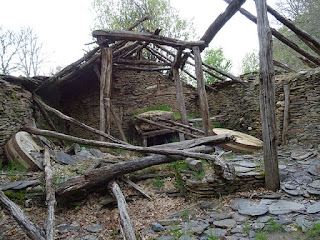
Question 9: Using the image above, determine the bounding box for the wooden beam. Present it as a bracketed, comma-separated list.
[172, 48, 189, 141]
[192, 46, 212, 136]
[266, 4, 320, 51]
[273, 60, 297, 73]
[114, 59, 170, 66]
[100, 48, 113, 140]
[224, 0, 320, 66]
[200, 0, 247, 51]
[282, 84, 290, 144]
[255, 0, 280, 191]
[93, 29, 205, 48]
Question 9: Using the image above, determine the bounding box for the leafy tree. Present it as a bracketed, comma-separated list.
[0, 26, 44, 77]
[202, 47, 232, 84]
[91, 0, 196, 40]
[241, 52, 259, 74]
[273, 0, 320, 69]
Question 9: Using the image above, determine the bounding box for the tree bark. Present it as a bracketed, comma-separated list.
[282, 84, 290, 144]
[200, 0, 247, 51]
[193, 46, 212, 136]
[108, 181, 136, 240]
[0, 191, 46, 240]
[43, 147, 56, 240]
[273, 60, 297, 73]
[255, 0, 280, 191]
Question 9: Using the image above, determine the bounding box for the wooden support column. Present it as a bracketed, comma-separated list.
[100, 47, 113, 140]
[192, 46, 212, 136]
[173, 48, 189, 141]
[282, 84, 290, 144]
[255, 0, 280, 191]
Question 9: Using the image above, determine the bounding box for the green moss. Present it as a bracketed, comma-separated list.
[153, 177, 164, 189]
[255, 232, 267, 240]
[265, 219, 285, 232]
[306, 223, 320, 239]
[4, 190, 25, 201]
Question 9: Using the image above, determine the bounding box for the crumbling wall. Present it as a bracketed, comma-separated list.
[58, 69, 198, 141]
[206, 68, 320, 146]
[0, 80, 34, 161]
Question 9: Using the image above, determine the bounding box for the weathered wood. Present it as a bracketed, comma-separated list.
[0, 191, 46, 240]
[92, 29, 205, 48]
[255, 0, 280, 191]
[43, 147, 55, 240]
[200, 0, 247, 51]
[223, 0, 320, 66]
[0, 75, 42, 90]
[298, 56, 318, 68]
[100, 48, 113, 139]
[282, 84, 290, 144]
[273, 60, 297, 73]
[114, 65, 170, 71]
[109, 181, 136, 240]
[172, 48, 189, 141]
[135, 116, 200, 138]
[110, 104, 128, 143]
[158, 118, 205, 135]
[32, 94, 65, 147]
[266, 4, 320, 51]
[189, 115, 226, 123]
[115, 59, 170, 66]
[32, 95, 127, 145]
[53, 135, 233, 197]
[193, 46, 212, 136]
[122, 177, 152, 200]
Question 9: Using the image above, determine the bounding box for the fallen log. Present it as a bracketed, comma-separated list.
[23, 127, 234, 179]
[43, 147, 55, 240]
[0, 191, 46, 240]
[109, 180, 136, 240]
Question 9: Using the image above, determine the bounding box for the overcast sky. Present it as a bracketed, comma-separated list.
[0, 0, 279, 75]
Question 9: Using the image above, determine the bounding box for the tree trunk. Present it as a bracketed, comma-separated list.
[255, 0, 280, 191]
[193, 46, 212, 136]
[282, 84, 290, 144]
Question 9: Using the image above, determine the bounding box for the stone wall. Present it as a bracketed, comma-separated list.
[57, 69, 198, 141]
[0, 80, 34, 161]
[206, 68, 320, 146]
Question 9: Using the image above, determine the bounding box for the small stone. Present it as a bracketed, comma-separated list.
[179, 235, 196, 240]
[269, 200, 305, 215]
[231, 199, 268, 216]
[56, 223, 80, 232]
[234, 166, 253, 173]
[210, 212, 233, 220]
[212, 219, 236, 228]
[257, 216, 272, 223]
[276, 215, 293, 225]
[295, 215, 313, 232]
[284, 183, 296, 190]
[307, 187, 320, 195]
[309, 180, 320, 189]
[158, 236, 175, 240]
[158, 219, 181, 226]
[248, 230, 256, 238]
[151, 222, 164, 232]
[86, 224, 103, 233]
[282, 188, 304, 196]
[231, 225, 243, 233]
[307, 201, 320, 214]
[181, 220, 209, 235]
[204, 228, 227, 237]
[232, 213, 248, 223]
[307, 160, 320, 176]
[83, 235, 99, 240]
[252, 222, 264, 230]
[234, 161, 258, 168]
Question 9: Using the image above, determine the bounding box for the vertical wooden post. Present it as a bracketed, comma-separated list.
[173, 49, 189, 141]
[100, 47, 113, 140]
[282, 84, 290, 144]
[255, 0, 280, 191]
[193, 46, 212, 136]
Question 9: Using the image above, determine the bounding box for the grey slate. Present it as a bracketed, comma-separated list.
[268, 200, 305, 214]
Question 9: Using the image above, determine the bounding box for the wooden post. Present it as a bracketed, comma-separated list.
[100, 47, 113, 140]
[282, 84, 290, 144]
[173, 49, 189, 141]
[255, 0, 280, 191]
[193, 46, 212, 136]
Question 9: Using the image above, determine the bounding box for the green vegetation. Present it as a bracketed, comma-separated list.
[306, 223, 320, 239]
[168, 160, 189, 172]
[255, 232, 267, 240]
[264, 219, 285, 232]
[207, 235, 219, 240]
[153, 177, 164, 189]
[193, 169, 205, 179]
[203, 47, 232, 84]
[4, 190, 25, 202]
[1, 159, 27, 174]
[244, 221, 251, 235]
[241, 52, 259, 74]
[169, 224, 184, 238]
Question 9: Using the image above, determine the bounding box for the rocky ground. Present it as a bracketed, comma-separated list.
[0, 142, 320, 240]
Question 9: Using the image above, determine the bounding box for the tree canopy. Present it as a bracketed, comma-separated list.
[273, 0, 320, 69]
[241, 52, 259, 74]
[202, 47, 232, 84]
[91, 0, 196, 40]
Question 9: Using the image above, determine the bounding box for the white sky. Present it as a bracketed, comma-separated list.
[0, 0, 279, 75]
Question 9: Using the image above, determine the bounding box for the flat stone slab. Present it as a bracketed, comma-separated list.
[212, 219, 236, 228]
[181, 220, 209, 235]
[231, 199, 268, 216]
[233, 161, 258, 168]
[86, 224, 103, 233]
[0, 179, 41, 191]
[306, 201, 320, 214]
[307, 160, 320, 176]
[268, 200, 305, 214]
[309, 180, 320, 189]
[55, 151, 78, 165]
[210, 212, 233, 220]
[204, 228, 227, 237]
[234, 166, 254, 173]
[307, 187, 320, 195]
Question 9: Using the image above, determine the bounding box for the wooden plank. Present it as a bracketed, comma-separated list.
[255, 0, 280, 191]
[92, 29, 205, 48]
[282, 84, 290, 144]
[200, 0, 247, 51]
[192, 46, 212, 136]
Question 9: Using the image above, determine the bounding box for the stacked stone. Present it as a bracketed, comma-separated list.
[0, 80, 34, 161]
